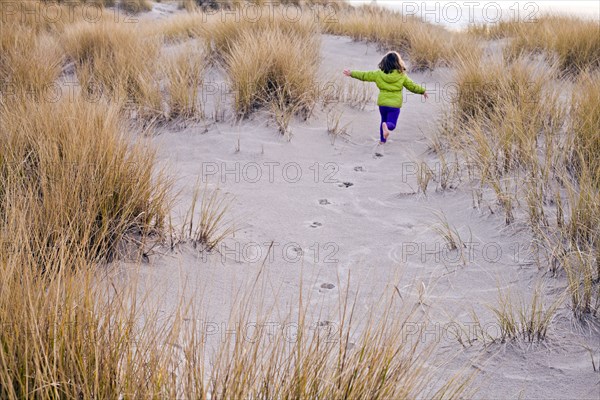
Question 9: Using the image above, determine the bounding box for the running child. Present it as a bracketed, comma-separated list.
[343, 51, 428, 143]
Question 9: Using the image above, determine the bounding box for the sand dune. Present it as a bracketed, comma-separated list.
[132, 33, 600, 399]
[3, 1, 598, 397]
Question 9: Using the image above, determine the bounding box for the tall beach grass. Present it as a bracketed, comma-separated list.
[469, 15, 600, 75]
[437, 51, 599, 318]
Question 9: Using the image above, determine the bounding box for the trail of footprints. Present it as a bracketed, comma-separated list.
[312, 165, 365, 228]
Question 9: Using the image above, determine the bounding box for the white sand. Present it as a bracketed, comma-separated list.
[128, 19, 599, 398]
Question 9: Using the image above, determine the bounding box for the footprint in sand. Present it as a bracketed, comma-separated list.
[319, 199, 331, 205]
[320, 283, 335, 290]
[310, 221, 323, 228]
[290, 245, 303, 256]
[354, 166, 365, 172]
[338, 182, 354, 188]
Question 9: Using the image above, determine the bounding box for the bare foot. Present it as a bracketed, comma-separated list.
[382, 122, 390, 140]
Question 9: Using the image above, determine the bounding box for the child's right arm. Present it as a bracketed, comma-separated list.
[344, 69, 379, 82]
[403, 76, 426, 94]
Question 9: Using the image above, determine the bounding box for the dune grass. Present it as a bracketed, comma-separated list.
[569, 71, 600, 188]
[320, 75, 374, 111]
[152, 10, 210, 40]
[162, 44, 207, 120]
[0, 4, 477, 397]
[152, 5, 321, 124]
[437, 46, 599, 319]
[469, 15, 600, 75]
[221, 21, 320, 120]
[0, 25, 64, 103]
[0, 1, 114, 34]
[439, 55, 564, 218]
[322, 4, 480, 71]
[203, 6, 319, 63]
[183, 184, 236, 251]
[2, 2, 170, 265]
[120, 0, 153, 13]
[61, 20, 164, 119]
[1, 95, 171, 264]
[489, 284, 561, 342]
[6, 9, 211, 127]
[0, 253, 474, 399]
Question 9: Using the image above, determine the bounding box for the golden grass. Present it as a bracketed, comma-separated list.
[442, 55, 564, 202]
[562, 246, 600, 318]
[488, 284, 561, 342]
[0, 255, 474, 398]
[223, 26, 320, 119]
[326, 108, 351, 144]
[470, 15, 600, 75]
[184, 184, 236, 251]
[322, 4, 481, 71]
[0, 25, 64, 103]
[207, 287, 470, 399]
[437, 50, 599, 318]
[206, 7, 319, 62]
[152, 11, 210, 40]
[163, 44, 207, 120]
[61, 20, 163, 119]
[570, 71, 600, 188]
[153, 6, 321, 123]
[1, 1, 113, 34]
[431, 211, 465, 252]
[320, 76, 374, 111]
[1, 95, 171, 264]
[120, 0, 153, 13]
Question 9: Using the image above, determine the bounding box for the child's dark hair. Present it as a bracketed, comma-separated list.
[378, 51, 407, 74]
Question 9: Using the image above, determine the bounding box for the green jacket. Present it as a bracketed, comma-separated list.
[350, 69, 425, 108]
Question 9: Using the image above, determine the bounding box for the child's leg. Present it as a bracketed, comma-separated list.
[385, 107, 401, 132]
[380, 106, 400, 141]
[378, 106, 388, 143]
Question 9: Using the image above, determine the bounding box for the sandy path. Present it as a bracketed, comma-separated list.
[135, 34, 600, 399]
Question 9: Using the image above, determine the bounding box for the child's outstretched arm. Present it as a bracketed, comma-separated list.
[404, 76, 429, 100]
[343, 69, 378, 82]
[403, 76, 428, 99]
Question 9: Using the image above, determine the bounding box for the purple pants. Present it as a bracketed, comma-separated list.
[379, 106, 401, 143]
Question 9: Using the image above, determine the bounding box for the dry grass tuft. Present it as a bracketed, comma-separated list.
[323, 4, 481, 71]
[163, 45, 207, 120]
[0, 258, 474, 398]
[488, 284, 561, 342]
[1, 95, 170, 265]
[184, 184, 236, 251]
[120, 0, 153, 13]
[326, 108, 351, 144]
[1, 25, 64, 103]
[437, 48, 599, 318]
[61, 20, 163, 119]
[470, 15, 600, 75]
[321, 76, 374, 110]
[223, 26, 320, 120]
[153, 11, 210, 40]
[205, 7, 318, 63]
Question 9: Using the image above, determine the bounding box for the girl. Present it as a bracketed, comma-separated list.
[344, 51, 428, 144]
